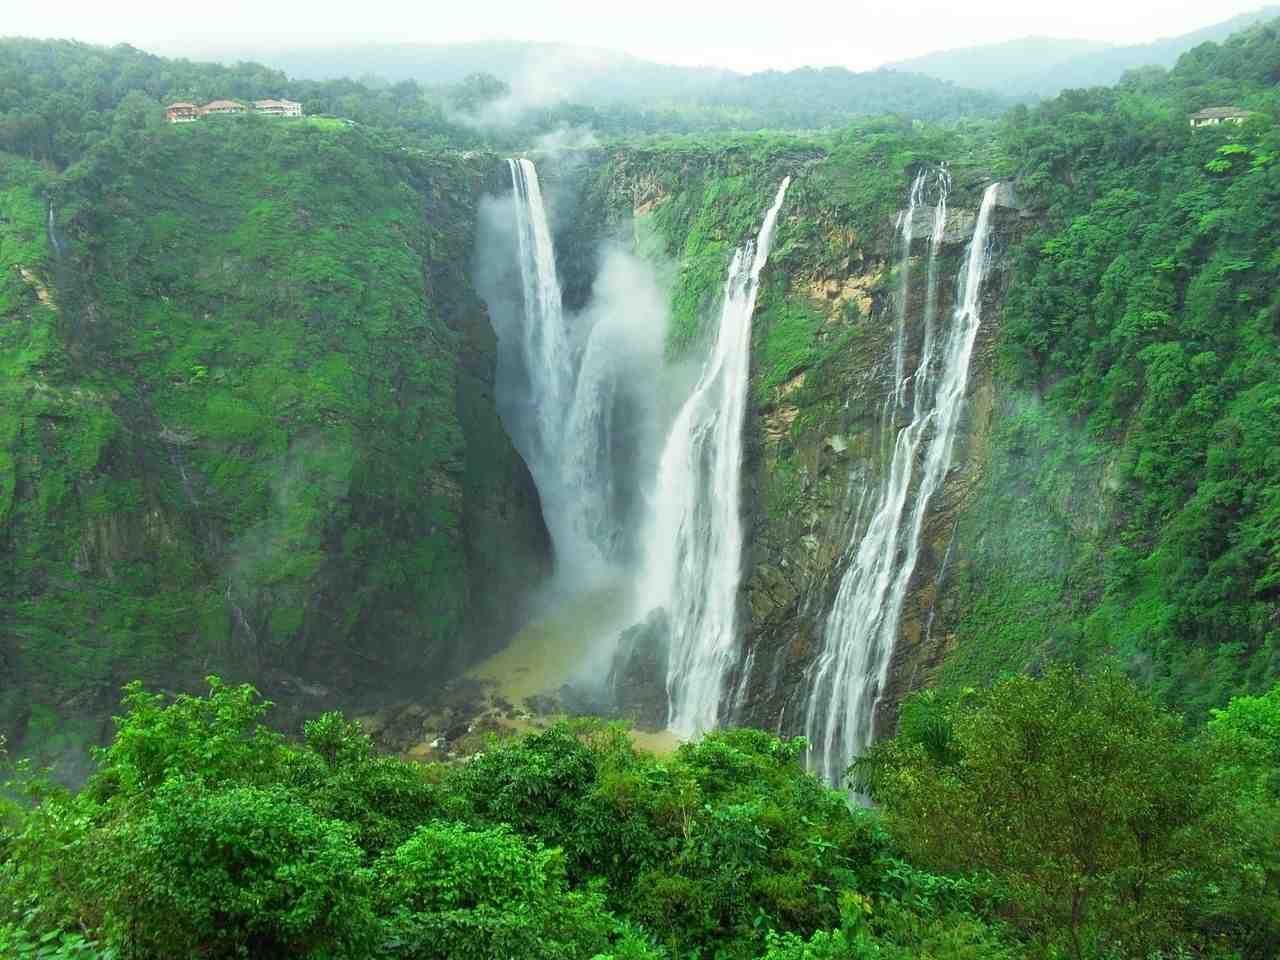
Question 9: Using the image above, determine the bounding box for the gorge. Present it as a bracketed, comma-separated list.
[472, 147, 1019, 783]
[2, 20, 1279, 958]
[0, 17, 1275, 791]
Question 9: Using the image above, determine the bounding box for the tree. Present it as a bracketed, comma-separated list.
[860, 668, 1215, 958]
[102, 781, 376, 958]
[1193, 684, 1280, 956]
[446, 72, 509, 115]
[377, 820, 617, 960]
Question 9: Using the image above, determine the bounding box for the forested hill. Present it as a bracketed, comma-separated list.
[0, 38, 483, 166]
[933, 16, 1280, 716]
[0, 116, 548, 780]
[0, 37, 1011, 169]
[888, 6, 1280, 97]
[0, 16, 1279, 960]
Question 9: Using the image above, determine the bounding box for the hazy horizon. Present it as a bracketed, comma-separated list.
[4, 0, 1273, 74]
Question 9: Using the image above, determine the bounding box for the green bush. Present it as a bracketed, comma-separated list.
[861, 668, 1280, 958]
[101, 781, 375, 959]
[379, 821, 616, 960]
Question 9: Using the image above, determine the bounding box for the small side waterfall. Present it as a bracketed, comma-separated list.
[891, 171, 927, 410]
[47, 202, 65, 258]
[643, 177, 791, 738]
[804, 179, 1000, 786]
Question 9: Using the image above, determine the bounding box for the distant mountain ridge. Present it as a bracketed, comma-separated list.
[888, 6, 1280, 96]
[203, 40, 1015, 125]
[211, 41, 737, 107]
[886, 36, 1110, 92]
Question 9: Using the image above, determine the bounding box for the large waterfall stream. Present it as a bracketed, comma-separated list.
[804, 179, 1001, 786]
[503, 157, 615, 576]
[640, 177, 791, 737]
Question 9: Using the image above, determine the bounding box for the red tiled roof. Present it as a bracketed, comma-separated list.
[167, 102, 198, 109]
[202, 100, 245, 110]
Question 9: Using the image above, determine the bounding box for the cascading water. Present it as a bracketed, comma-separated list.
[506, 159, 573, 479]
[804, 179, 1000, 787]
[47, 202, 64, 258]
[502, 157, 615, 574]
[642, 177, 791, 738]
[561, 322, 620, 559]
[891, 171, 927, 410]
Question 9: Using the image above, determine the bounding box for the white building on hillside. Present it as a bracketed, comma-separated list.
[254, 99, 303, 117]
[1190, 107, 1253, 128]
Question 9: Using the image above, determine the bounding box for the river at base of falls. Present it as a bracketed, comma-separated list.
[462, 585, 683, 756]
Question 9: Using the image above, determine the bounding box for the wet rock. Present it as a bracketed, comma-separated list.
[991, 181, 1020, 209]
[608, 608, 671, 730]
[523, 693, 561, 716]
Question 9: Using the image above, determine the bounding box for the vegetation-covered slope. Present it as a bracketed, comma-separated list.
[0, 116, 548, 778]
[934, 20, 1280, 716]
[3, 670, 1276, 959]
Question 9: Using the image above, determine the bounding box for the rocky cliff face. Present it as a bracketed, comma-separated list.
[734, 189, 1024, 740]
[1, 126, 1025, 780]
[560, 140, 1023, 741]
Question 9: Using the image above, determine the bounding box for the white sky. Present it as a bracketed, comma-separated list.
[4, 0, 1271, 73]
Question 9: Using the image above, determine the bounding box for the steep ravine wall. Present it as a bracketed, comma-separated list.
[734, 194, 1024, 740]
[0, 129, 550, 779]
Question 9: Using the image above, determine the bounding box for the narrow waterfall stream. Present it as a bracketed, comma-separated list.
[47, 201, 65, 258]
[891, 170, 927, 410]
[641, 177, 791, 738]
[804, 179, 1001, 787]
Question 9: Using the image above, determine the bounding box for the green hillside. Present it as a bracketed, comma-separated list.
[0, 16, 1278, 960]
[0, 116, 547, 778]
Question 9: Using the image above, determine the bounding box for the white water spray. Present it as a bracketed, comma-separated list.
[643, 177, 791, 738]
[503, 157, 622, 574]
[805, 179, 1000, 786]
[47, 202, 64, 258]
[507, 158, 573, 478]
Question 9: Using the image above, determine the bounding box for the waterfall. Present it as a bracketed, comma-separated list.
[913, 165, 951, 418]
[804, 179, 1000, 787]
[503, 157, 615, 574]
[890, 171, 927, 410]
[561, 321, 619, 560]
[47, 202, 65, 258]
[643, 177, 791, 738]
[507, 158, 573, 481]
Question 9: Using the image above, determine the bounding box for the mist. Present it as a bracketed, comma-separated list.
[474, 167, 671, 598]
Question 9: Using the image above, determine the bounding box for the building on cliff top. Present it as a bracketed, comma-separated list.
[201, 99, 247, 116]
[165, 102, 200, 123]
[254, 98, 303, 117]
[1190, 106, 1254, 127]
[166, 98, 305, 123]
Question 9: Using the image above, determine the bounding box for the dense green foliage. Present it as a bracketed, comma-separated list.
[0, 38, 496, 167]
[943, 18, 1280, 717]
[0, 103, 546, 776]
[0, 680, 1017, 959]
[0, 36, 1012, 175]
[3, 18, 1280, 960]
[857, 669, 1280, 959]
[4, 673, 1276, 958]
